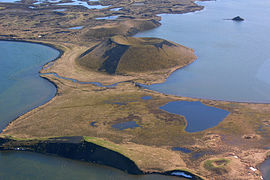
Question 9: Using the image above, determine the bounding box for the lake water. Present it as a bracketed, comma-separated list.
[0, 151, 184, 180]
[96, 15, 119, 20]
[0, 41, 59, 130]
[135, 0, 270, 103]
[260, 158, 270, 180]
[160, 101, 229, 132]
[0, 41, 189, 179]
[0, 0, 19, 2]
[1, 0, 270, 177]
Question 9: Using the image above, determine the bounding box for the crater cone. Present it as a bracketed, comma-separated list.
[78, 35, 196, 75]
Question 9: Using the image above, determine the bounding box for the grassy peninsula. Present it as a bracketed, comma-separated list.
[0, 0, 270, 180]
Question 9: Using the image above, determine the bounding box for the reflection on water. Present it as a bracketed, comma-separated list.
[135, 0, 270, 103]
[0, 151, 184, 180]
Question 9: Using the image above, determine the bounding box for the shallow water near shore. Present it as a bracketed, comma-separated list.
[135, 0, 270, 103]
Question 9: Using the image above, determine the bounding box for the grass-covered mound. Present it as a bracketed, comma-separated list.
[78, 35, 196, 74]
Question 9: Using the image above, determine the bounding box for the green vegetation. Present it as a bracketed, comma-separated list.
[84, 136, 125, 154]
[204, 158, 230, 174]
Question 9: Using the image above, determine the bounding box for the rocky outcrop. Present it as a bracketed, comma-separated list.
[0, 136, 143, 175]
[0, 136, 204, 179]
[232, 16, 244, 21]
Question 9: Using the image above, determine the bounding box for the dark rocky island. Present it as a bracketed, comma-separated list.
[232, 16, 244, 21]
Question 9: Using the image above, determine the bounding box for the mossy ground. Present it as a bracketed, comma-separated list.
[2, 71, 270, 179]
[204, 158, 230, 174]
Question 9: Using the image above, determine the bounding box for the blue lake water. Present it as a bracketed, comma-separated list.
[1, 0, 270, 177]
[141, 96, 152, 100]
[0, 41, 59, 131]
[171, 147, 192, 153]
[0, 0, 19, 2]
[135, 0, 270, 103]
[57, 0, 110, 9]
[160, 101, 229, 132]
[260, 159, 270, 180]
[0, 151, 185, 180]
[96, 15, 119, 20]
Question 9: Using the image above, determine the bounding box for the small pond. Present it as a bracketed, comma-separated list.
[141, 96, 152, 100]
[160, 101, 229, 133]
[110, 7, 122, 11]
[96, 15, 119, 20]
[171, 147, 192, 153]
[112, 121, 141, 130]
[53, 8, 66, 11]
[68, 26, 84, 30]
[34, 0, 61, 5]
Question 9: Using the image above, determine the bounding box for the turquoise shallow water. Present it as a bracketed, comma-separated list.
[135, 0, 270, 103]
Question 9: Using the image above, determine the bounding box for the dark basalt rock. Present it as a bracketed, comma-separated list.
[232, 16, 244, 21]
[0, 136, 204, 179]
[0, 136, 143, 175]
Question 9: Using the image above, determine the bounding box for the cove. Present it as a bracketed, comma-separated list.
[135, 0, 270, 103]
[0, 41, 59, 131]
[160, 101, 229, 132]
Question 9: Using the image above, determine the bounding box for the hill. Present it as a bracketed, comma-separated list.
[77, 35, 196, 75]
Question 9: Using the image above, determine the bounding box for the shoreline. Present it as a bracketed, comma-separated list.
[0, 136, 204, 180]
[0, 39, 63, 133]
[1, 0, 270, 179]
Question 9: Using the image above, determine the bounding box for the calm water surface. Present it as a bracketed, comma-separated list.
[135, 0, 270, 103]
[0, 41, 59, 130]
[0, 151, 183, 180]
[160, 101, 229, 132]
